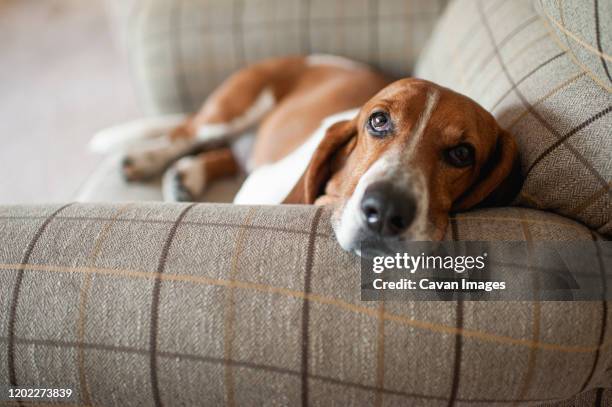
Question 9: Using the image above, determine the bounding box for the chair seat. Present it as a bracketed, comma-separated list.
[76, 153, 245, 203]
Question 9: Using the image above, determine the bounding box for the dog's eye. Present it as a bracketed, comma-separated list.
[445, 144, 475, 167]
[367, 112, 392, 136]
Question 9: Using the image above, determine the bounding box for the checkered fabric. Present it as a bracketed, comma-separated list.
[538, 0, 612, 90]
[0, 203, 609, 406]
[104, 0, 138, 52]
[122, 0, 448, 114]
[415, 0, 612, 238]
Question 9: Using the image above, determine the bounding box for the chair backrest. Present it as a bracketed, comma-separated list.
[416, 0, 611, 237]
[121, 0, 448, 114]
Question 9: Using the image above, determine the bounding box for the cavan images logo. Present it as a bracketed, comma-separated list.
[360, 241, 611, 301]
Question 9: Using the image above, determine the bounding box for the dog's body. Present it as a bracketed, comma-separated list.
[107, 55, 520, 255]
[120, 55, 390, 189]
[233, 108, 360, 205]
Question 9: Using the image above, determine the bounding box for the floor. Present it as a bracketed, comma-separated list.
[0, 0, 140, 204]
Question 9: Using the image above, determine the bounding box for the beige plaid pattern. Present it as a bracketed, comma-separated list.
[0, 203, 610, 406]
[537, 0, 612, 91]
[104, 0, 139, 52]
[415, 0, 611, 238]
[122, 0, 448, 114]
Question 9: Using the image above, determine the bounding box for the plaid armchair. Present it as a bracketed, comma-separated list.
[1, 0, 610, 406]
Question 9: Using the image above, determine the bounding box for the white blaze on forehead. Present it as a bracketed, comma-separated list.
[404, 89, 439, 158]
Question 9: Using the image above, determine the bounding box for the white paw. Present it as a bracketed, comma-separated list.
[162, 156, 207, 202]
[121, 139, 189, 182]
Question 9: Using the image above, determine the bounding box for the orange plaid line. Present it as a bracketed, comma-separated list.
[77, 203, 133, 407]
[540, 2, 612, 61]
[567, 182, 612, 218]
[224, 207, 256, 407]
[505, 71, 586, 129]
[374, 301, 386, 407]
[2, 334, 577, 404]
[449, 214, 589, 235]
[0, 262, 607, 354]
[476, 31, 551, 98]
[513, 219, 541, 405]
[538, 4, 611, 92]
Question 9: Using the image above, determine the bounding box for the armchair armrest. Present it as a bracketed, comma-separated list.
[0, 203, 608, 405]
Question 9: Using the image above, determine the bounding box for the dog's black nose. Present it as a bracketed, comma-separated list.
[360, 182, 416, 237]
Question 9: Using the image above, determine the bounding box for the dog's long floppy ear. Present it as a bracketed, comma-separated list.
[283, 119, 357, 204]
[453, 130, 521, 211]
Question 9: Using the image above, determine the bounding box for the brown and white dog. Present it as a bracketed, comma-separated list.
[94, 55, 520, 255]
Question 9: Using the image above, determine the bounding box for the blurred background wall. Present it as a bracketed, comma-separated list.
[0, 0, 139, 203]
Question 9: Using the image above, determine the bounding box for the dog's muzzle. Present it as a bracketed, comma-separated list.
[333, 154, 430, 256]
[360, 181, 417, 237]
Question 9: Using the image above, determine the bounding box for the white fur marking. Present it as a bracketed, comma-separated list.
[405, 89, 439, 157]
[177, 156, 207, 195]
[196, 88, 275, 140]
[306, 54, 370, 71]
[195, 124, 232, 140]
[162, 156, 207, 202]
[89, 114, 187, 153]
[233, 109, 359, 205]
[335, 154, 395, 252]
[162, 165, 180, 202]
[334, 148, 432, 253]
[123, 138, 193, 179]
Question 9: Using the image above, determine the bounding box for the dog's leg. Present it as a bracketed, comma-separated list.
[120, 58, 290, 182]
[162, 148, 239, 201]
[121, 135, 201, 182]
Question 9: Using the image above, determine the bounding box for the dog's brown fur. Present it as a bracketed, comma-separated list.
[122, 56, 520, 244]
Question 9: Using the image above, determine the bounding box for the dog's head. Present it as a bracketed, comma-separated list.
[284, 78, 520, 255]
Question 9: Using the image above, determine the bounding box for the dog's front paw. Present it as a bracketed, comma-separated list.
[121, 143, 176, 182]
[162, 156, 207, 202]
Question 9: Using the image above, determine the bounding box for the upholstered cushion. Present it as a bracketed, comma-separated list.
[537, 0, 612, 89]
[0, 203, 609, 406]
[125, 0, 447, 114]
[415, 0, 611, 237]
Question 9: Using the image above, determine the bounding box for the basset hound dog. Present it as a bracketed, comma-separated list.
[100, 55, 521, 255]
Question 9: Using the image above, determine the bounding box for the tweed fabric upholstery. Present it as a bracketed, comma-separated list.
[124, 0, 447, 114]
[537, 0, 612, 91]
[415, 0, 612, 238]
[105, 0, 138, 53]
[0, 203, 609, 406]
